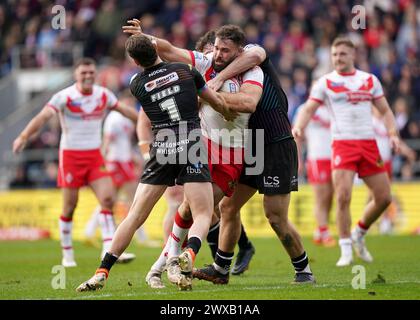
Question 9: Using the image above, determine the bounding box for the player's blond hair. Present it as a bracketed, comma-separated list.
[332, 37, 355, 49]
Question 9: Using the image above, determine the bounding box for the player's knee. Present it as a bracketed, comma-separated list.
[375, 191, 392, 209]
[178, 200, 192, 218]
[219, 200, 237, 218]
[336, 190, 352, 208]
[264, 209, 287, 229]
[100, 194, 115, 210]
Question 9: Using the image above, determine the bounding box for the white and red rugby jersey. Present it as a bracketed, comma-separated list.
[309, 69, 384, 141]
[103, 111, 135, 162]
[372, 116, 391, 162]
[46, 84, 118, 150]
[189, 50, 263, 148]
[304, 105, 332, 160]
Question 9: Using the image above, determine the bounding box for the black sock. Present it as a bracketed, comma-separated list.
[99, 252, 118, 272]
[291, 251, 310, 273]
[207, 222, 220, 259]
[237, 224, 252, 250]
[186, 236, 202, 255]
[214, 249, 234, 275]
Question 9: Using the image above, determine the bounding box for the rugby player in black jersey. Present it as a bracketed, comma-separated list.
[122, 19, 315, 284]
[76, 34, 233, 292]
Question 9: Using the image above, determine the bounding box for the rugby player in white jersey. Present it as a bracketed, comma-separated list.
[293, 37, 401, 266]
[294, 103, 336, 246]
[13, 58, 138, 267]
[123, 22, 263, 287]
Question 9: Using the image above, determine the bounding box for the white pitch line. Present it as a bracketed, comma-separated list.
[59, 280, 420, 300]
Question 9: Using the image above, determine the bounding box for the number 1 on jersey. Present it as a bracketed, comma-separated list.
[159, 97, 181, 122]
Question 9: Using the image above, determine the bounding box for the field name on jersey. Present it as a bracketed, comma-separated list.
[151, 85, 180, 102]
[145, 72, 179, 92]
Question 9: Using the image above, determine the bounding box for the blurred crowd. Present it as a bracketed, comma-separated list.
[1, 0, 420, 187]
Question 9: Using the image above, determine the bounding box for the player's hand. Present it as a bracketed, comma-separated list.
[12, 135, 27, 154]
[292, 127, 303, 140]
[122, 18, 143, 35]
[207, 77, 224, 92]
[390, 135, 401, 154]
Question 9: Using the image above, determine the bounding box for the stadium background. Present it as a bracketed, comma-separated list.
[0, 0, 420, 241]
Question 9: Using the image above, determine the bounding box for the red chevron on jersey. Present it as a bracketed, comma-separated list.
[327, 79, 350, 93]
[358, 76, 374, 91]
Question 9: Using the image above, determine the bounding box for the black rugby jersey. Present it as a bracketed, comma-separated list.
[130, 62, 207, 133]
[245, 44, 292, 144]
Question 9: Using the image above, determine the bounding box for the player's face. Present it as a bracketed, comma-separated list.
[213, 38, 242, 72]
[331, 44, 355, 73]
[74, 64, 96, 92]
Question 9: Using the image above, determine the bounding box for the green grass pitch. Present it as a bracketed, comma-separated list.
[1, 236, 420, 300]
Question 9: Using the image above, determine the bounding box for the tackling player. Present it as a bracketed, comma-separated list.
[76, 34, 228, 292]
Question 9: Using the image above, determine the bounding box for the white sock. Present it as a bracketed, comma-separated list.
[59, 215, 74, 260]
[98, 209, 116, 254]
[355, 223, 368, 237]
[85, 205, 101, 238]
[167, 211, 192, 258]
[150, 240, 172, 272]
[339, 238, 353, 257]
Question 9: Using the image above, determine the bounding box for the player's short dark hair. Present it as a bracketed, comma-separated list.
[215, 25, 245, 47]
[332, 37, 355, 49]
[74, 57, 96, 68]
[195, 30, 216, 52]
[125, 34, 158, 68]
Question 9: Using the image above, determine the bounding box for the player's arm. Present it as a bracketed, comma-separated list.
[399, 140, 417, 163]
[219, 83, 262, 113]
[208, 45, 266, 91]
[101, 133, 112, 157]
[136, 108, 153, 160]
[122, 18, 192, 64]
[292, 99, 321, 139]
[373, 96, 401, 153]
[12, 106, 55, 154]
[198, 86, 239, 121]
[113, 102, 138, 124]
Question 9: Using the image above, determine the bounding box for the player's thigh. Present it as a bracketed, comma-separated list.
[120, 180, 139, 201]
[362, 172, 391, 202]
[312, 182, 334, 205]
[183, 182, 214, 218]
[263, 193, 291, 224]
[89, 176, 117, 206]
[219, 183, 256, 217]
[332, 169, 355, 203]
[128, 183, 167, 223]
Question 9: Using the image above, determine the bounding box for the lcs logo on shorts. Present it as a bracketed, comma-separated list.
[376, 158, 384, 168]
[263, 176, 280, 187]
[186, 162, 203, 174]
